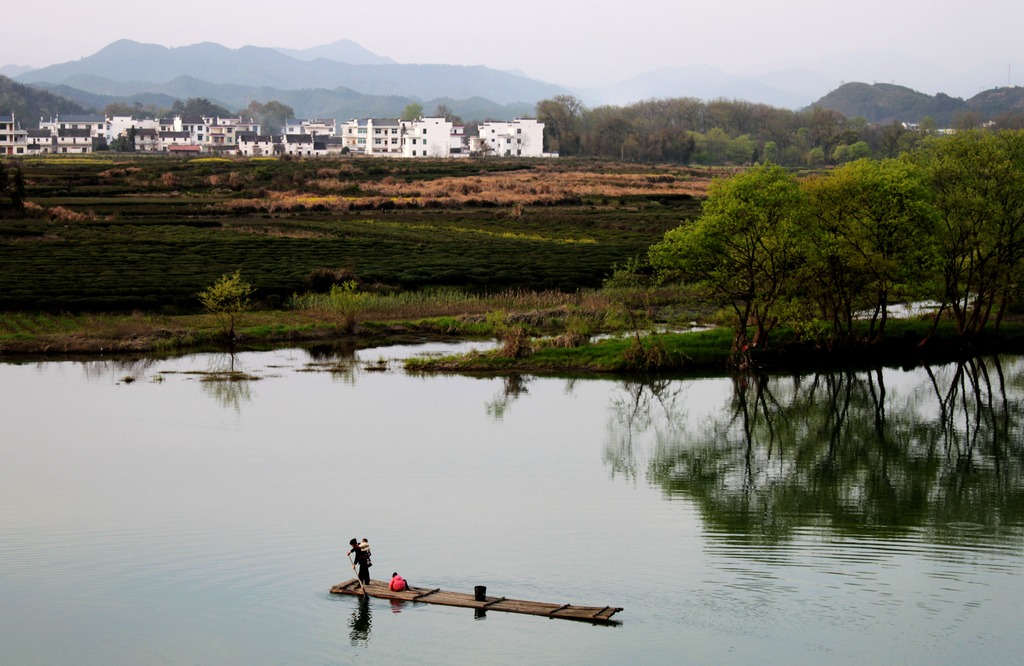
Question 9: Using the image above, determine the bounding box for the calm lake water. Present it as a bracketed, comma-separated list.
[1, 343, 1022, 665]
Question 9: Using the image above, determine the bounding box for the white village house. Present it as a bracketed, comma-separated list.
[1, 111, 547, 158]
[284, 118, 336, 137]
[473, 118, 544, 157]
[0, 113, 28, 155]
[339, 118, 402, 155]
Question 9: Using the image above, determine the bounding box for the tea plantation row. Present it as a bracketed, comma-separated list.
[0, 156, 700, 312]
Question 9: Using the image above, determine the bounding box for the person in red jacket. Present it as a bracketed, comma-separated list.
[389, 572, 408, 591]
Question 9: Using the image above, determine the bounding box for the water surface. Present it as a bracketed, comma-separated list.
[1, 346, 1022, 664]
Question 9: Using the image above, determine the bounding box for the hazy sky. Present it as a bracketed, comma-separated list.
[4, 0, 1021, 91]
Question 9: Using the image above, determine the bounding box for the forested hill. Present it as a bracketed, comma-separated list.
[0, 75, 92, 126]
[812, 82, 1024, 125]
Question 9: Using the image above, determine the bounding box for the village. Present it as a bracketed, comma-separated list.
[0, 112, 547, 158]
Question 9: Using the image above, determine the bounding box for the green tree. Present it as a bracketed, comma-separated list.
[807, 146, 826, 166]
[171, 97, 232, 118]
[198, 270, 255, 343]
[848, 141, 871, 160]
[802, 158, 935, 341]
[242, 100, 295, 135]
[536, 95, 585, 155]
[704, 127, 730, 163]
[832, 144, 852, 164]
[324, 280, 366, 334]
[726, 134, 756, 164]
[108, 126, 137, 152]
[400, 103, 424, 121]
[433, 104, 462, 124]
[649, 164, 808, 355]
[916, 130, 1024, 334]
[104, 101, 163, 119]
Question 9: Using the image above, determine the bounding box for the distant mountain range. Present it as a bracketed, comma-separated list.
[14, 40, 563, 106]
[816, 82, 1024, 125]
[24, 76, 535, 127]
[4, 39, 1023, 126]
[587, 65, 837, 109]
[272, 39, 396, 66]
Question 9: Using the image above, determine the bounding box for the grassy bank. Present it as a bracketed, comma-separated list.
[0, 286, 667, 355]
[5, 303, 1024, 379]
[405, 318, 1024, 376]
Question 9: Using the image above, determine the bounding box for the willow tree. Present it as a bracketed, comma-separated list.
[802, 157, 935, 342]
[916, 130, 1024, 334]
[649, 163, 807, 354]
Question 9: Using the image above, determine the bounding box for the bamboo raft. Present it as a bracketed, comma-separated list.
[331, 578, 623, 624]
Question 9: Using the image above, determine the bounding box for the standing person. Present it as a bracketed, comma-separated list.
[348, 538, 371, 585]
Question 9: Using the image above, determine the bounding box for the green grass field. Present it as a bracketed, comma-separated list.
[0, 155, 705, 312]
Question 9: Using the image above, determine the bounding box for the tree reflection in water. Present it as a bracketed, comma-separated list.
[605, 378, 688, 482]
[607, 356, 1024, 545]
[199, 352, 255, 413]
[485, 374, 530, 421]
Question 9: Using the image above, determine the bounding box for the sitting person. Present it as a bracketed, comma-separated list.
[389, 572, 408, 591]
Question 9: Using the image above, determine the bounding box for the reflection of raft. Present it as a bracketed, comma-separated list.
[330, 578, 623, 624]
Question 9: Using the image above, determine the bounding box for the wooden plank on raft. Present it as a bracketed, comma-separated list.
[412, 587, 441, 600]
[330, 579, 623, 624]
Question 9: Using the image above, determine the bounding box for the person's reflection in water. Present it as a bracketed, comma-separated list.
[390, 598, 407, 614]
[349, 596, 372, 645]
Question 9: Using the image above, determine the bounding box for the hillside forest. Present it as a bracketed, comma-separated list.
[535, 92, 1024, 166]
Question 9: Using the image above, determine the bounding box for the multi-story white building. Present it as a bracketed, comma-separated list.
[284, 118, 336, 137]
[206, 117, 260, 148]
[339, 118, 404, 155]
[40, 114, 108, 140]
[133, 128, 160, 152]
[158, 131, 193, 150]
[174, 116, 209, 144]
[106, 116, 159, 142]
[401, 117, 454, 157]
[0, 114, 28, 155]
[450, 125, 465, 155]
[26, 129, 52, 154]
[54, 128, 94, 153]
[475, 118, 544, 157]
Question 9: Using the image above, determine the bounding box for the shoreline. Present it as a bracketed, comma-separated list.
[6, 310, 1024, 377]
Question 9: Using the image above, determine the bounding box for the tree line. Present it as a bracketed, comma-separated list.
[535, 94, 1024, 166]
[641, 129, 1024, 353]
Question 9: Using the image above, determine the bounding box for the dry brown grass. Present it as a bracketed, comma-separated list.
[213, 164, 716, 213]
[47, 206, 98, 223]
[98, 167, 143, 179]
